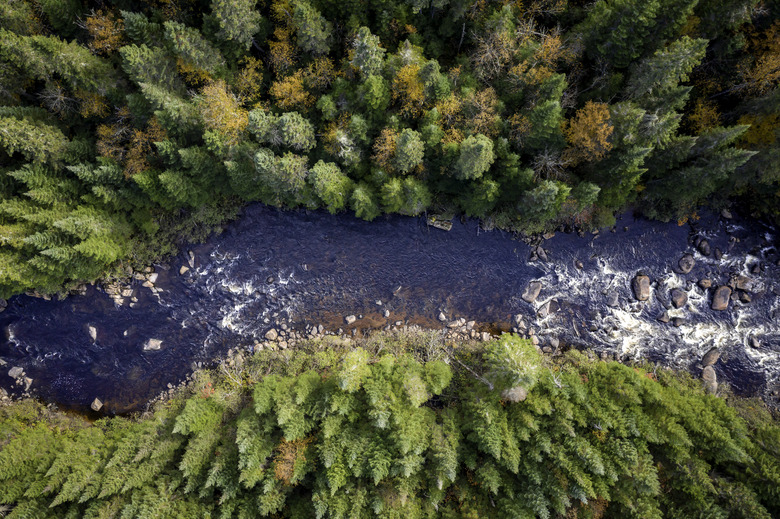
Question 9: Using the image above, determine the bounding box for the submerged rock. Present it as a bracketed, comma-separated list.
[711, 286, 732, 311]
[679, 254, 695, 274]
[606, 291, 619, 307]
[522, 281, 542, 303]
[143, 338, 163, 351]
[631, 274, 650, 301]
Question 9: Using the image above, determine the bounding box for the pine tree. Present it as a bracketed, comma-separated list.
[210, 0, 262, 49]
[293, 1, 333, 56]
[351, 27, 386, 78]
[164, 21, 226, 77]
[454, 134, 494, 180]
[393, 129, 425, 173]
[309, 160, 353, 213]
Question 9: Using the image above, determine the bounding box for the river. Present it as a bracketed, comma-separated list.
[1, 205, 778, 412]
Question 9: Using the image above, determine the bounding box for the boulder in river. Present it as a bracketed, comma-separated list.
[670, 289, 688, 308]
[179, 265, 190, 275]
[657, 311, 670, 323]
[696, 239, 711, 256]
[537, 301, 551, 319]
[345, 315, 357, 325]
[750, 336, 761, 348]
[265, 329, 278, 341]
[678, 254, 695, 274]
[8, 366, 24, 379]
[698, 278, 712, 289]
[702, 366, 717, 394]
[438, 312, 447, 322]
[522, 281, 542, 303]
[606, 291, 619, 307]
[91, 398, 103, 412]
[702, 348, 720, 367]
[711, 286, 732, 311]
[88, 325, 97, 341]
[631, 274, 651, 301]
[0, 299, 6, 312]
[143, 338, 163, 351]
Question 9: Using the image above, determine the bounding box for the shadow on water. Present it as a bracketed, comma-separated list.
[1, 205, 779, 413]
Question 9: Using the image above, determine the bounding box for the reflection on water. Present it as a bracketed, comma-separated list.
[1, 205, 778, 412]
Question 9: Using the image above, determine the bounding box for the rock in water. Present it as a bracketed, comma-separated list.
[698, 279, 712, 289]
[679, 254, 695, 274]
[631, 275, 650, 301]
[88, 325, 97, 341]
[8, 366, 24, 379]
[702, 348, 720, 366]
[522, 281, 542, 303]
[606, 291, 619, 307]
[179, 265, 190, 275]
[91, 398, 103, 412]
[345, 315, 357, 325]
[265, 329, 278, 341]
[657, 311, 670, 323]
[696, 239, 711, 256]
[438, 312, 447, 322]
[670, 289, 688, 308]
[711, 286, 732, 311]
[143, 338, 163, 351]
[702, 366, 717, 394]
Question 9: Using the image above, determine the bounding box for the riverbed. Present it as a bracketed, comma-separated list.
[1, 205, 778, 412]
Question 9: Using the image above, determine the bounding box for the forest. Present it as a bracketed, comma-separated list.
[1, 331, 780, 518]
[0, 0, 778, 297]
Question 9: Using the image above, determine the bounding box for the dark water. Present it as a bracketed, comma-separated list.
[1, 205, 779, 412]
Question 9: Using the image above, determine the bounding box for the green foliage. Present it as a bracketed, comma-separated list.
[454, 134, 494, 180]
[210, 0, 262, 49]
[309, 160, 353, 213]
[293, 1, 333, 56]
[0, 0, 776, 297]
[393, 129, 425, 173]
[351, 27, 386, 77]
[1, 332, 779, 518]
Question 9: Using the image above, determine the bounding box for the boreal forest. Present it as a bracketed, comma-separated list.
[0, 0, 778, 297]
[2, 332, 780, 518]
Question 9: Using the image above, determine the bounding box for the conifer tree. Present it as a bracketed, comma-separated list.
[309, 160, 353, 213]
[351, 27, 386, 78]
[210, 0, 262, 49]
[454, 134, 494, 180]
[293, 1, 333, 56]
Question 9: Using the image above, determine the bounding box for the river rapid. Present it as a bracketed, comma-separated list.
[1, 205, 779, 412]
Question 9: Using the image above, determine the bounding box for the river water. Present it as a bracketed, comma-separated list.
[1, 205, 779, 412]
